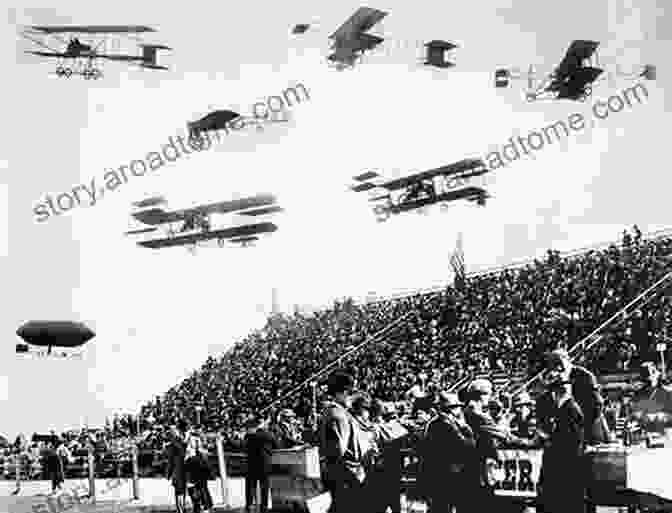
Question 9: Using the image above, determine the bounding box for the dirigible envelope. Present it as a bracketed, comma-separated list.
[16, 321, 96, 348]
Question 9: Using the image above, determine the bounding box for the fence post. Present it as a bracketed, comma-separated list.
[15, 454, 20, 490]
[215, 435, 228, 507]
[131, 445, 140, 500]
[87, 447, 96, 503]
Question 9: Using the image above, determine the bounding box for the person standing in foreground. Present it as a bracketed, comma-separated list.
[165, 424, 188, 513]
[318, 371, 365, 513]
[538, 376, 586, 513]
[539, 349, 609, 444]
[185, 435, 214, 513]
[421, 391, 475, 513]
[244, 415, 278, 513]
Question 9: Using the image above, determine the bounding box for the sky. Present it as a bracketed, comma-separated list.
[1, 0, 670, 439]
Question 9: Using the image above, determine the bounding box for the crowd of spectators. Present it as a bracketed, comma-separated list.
[138, 225, 672, 442]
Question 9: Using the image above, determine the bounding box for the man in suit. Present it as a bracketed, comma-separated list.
[165, 424, 187, 513]
[538, 349, 609, 445]
[628, 361, 672, 444]
[421, 391, 476, 513]
[463, 379, 538, 513]
[244, 415, 278, 513]
[318, 371, 365, 513]
[538, 376, 586, 513]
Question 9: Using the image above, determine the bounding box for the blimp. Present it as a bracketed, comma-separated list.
[16, 320, 95, 358]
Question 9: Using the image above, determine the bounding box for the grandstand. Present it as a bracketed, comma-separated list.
[137, 224, 672, 437]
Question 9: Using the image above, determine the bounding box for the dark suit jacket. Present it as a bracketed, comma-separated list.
[165, 439, 187, 492]
[539, 397, 585, 512]
[421, 413, 476, 496]
[185, 452, 214, 485]
[538, 365, 607, 444]
[245, 429, 278, 476]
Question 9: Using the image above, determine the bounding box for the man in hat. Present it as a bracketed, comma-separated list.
[366, 400, 407, 513]
[318, 371, 365, 513]
[509, 392, 538, 440]
[273, 409, 303, 448]
[464, 379, 537, 511]
[539, 349, 609, 445]
[244, 415, 278, 513]
[538, 376, 585, 513]
[421, 391, 475, 513]
[165, 424, 187, 513]
[628, 362, 672, 443]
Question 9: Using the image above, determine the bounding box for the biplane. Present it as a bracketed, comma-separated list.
[351, 158, 490, 222]
[20, 25, 171, 79]
[495, 40, 656, 102]
[16, 320, 94, 359]
[292, 8, 458, 70]
[125, 194, 282, 251]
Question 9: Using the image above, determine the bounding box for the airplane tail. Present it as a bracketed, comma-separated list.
[138, 44, 171, 69]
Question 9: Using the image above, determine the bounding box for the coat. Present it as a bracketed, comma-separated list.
[165, 439, 187, 493]
[539, 397, 586, 513]
[538, 365, 608, 445]
[244, 429, 279, 476]
[420, 412, 476, 501]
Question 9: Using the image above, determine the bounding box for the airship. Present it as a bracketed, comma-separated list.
[16, 320, 95, 355]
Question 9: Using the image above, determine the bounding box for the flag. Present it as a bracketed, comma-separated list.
[450, 232, 466, 289]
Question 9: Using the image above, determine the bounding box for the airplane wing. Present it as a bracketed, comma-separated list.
[230, 236, 259, 244]
[125, 227, 158, 236]
[133, 194, 278, 226]
[390, 186, 486, 214]
[137, 223, 277, 249]
[133, 196, 166, 208]
[376, 159, 487, 192]
[329, 7, 388, 42]
[555, 40, 600, 78]
[26, 51, 70, 59]
[29, 25, 156, 34]
[180, 194, 279, 217]
[237, 206, 284, 216]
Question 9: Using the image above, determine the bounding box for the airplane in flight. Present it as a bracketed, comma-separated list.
[292, 7, 458, 70]
[350, 158, 490, 222]
[187, 109, 290, 148]
[16, 320, 94, 359]
[20, 25, 171, 79]
[495, 40, 656, 102]
[125, 194, 283, 252]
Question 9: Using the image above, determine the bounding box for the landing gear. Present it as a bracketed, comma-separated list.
[217, 238, 226, 248]
[56, 66, 73, 78]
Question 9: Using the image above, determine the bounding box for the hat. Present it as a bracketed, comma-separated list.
[512, 392, 534, 408]
[327, 371, 355, 396]
[546, 349, 570, 367]
[438, 392, 463, 408]
[467, 379, 493, 396]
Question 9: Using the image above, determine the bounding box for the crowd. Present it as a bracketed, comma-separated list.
[137, 225, 672, 440]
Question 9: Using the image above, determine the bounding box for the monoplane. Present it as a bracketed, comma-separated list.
[350, 158, 490, 222]
[187, 109, 289, 148]
[20, 25, 171, 79]
[292, 8, 458, 71]
[16, 320, 94, 359]
[495, 40, 656, 102]
[125, 194, 283, 251]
